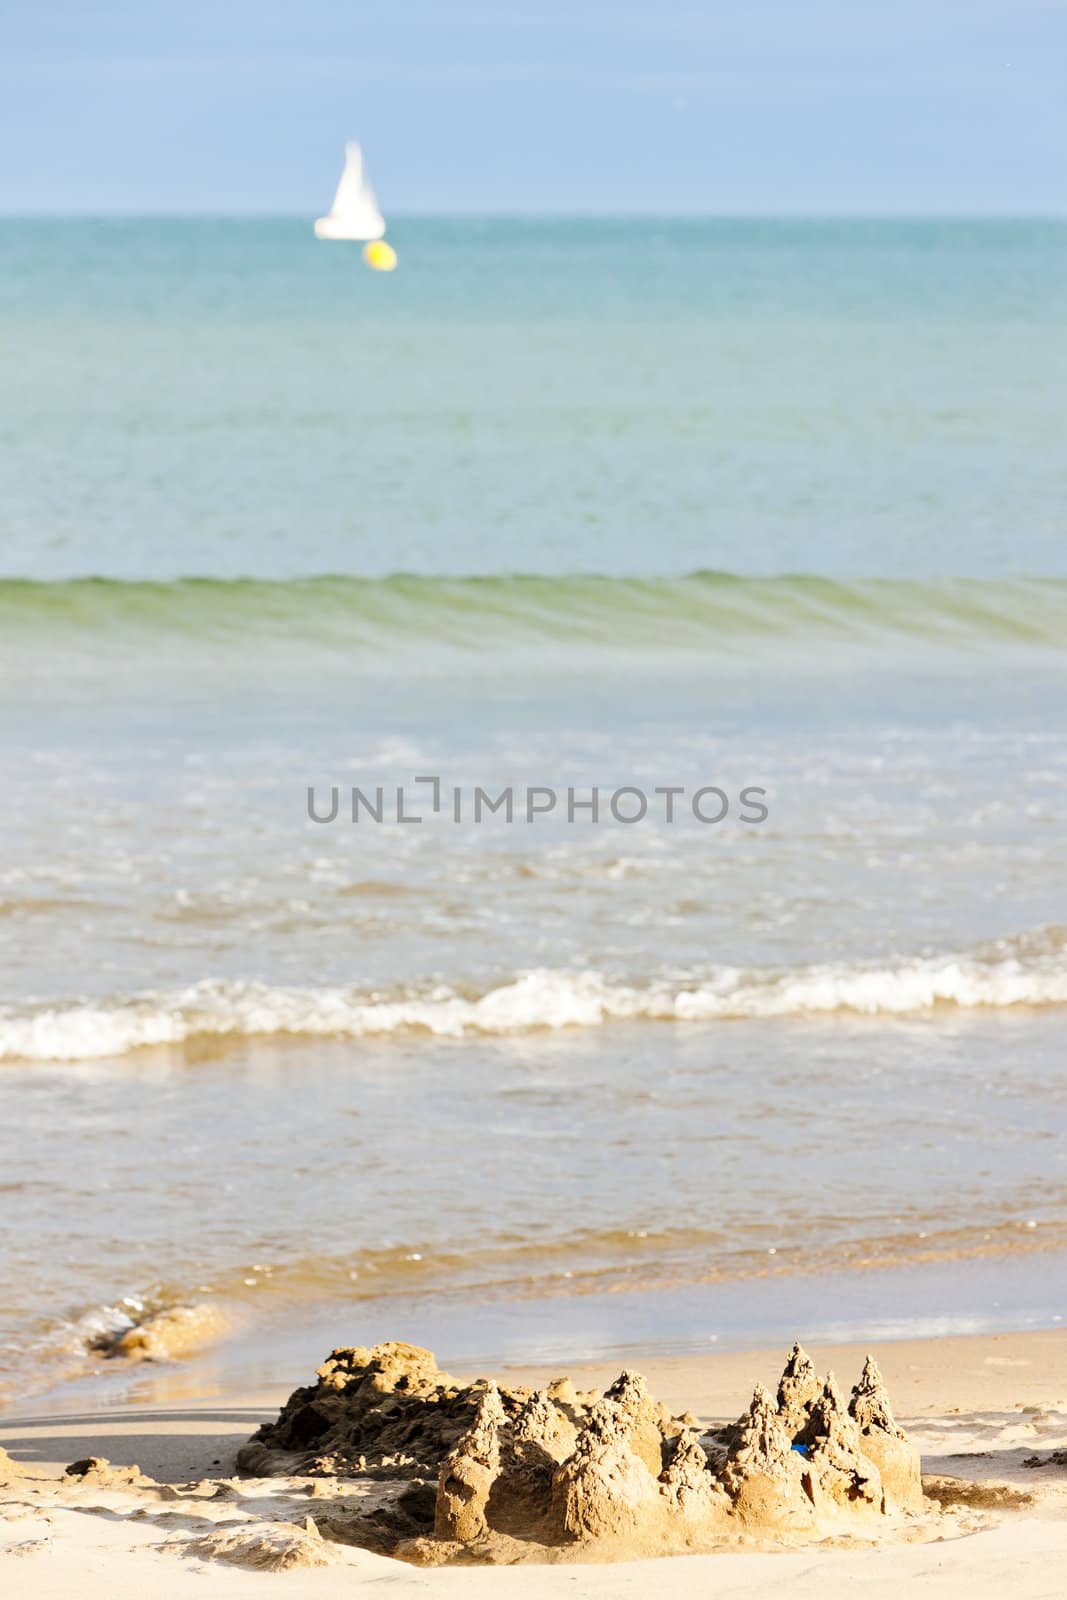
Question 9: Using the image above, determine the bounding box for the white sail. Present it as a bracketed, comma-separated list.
[314, 143, 386, 241]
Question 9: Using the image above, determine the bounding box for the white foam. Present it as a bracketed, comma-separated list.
[1, 935, 1066, 1063]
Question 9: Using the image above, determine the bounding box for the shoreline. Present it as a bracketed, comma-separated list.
[9, 1244, 1065, 1422]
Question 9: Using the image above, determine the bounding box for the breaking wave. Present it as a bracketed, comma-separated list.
[2, 929, 1065, 1062]
[1, 571, 1066, 652]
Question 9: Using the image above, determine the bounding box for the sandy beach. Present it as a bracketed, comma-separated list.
[3, 1328, 1066, 1596]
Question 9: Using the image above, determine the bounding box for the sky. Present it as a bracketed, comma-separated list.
[3, 2, 1065, 215]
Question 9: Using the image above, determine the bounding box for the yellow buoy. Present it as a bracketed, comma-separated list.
[363, 239, 397, 272]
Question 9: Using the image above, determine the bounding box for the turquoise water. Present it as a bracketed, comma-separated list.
[4, 219, 1067, 580]
[1, 219, 1066, 1404]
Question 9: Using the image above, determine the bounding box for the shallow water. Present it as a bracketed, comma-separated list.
[3, 1011, 1065, 1406]
[1, 219, 1065, 1405]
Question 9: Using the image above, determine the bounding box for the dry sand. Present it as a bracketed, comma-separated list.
[1, 1327, 1066, 1596]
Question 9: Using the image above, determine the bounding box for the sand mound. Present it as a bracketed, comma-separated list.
[92, 1304, 228, 1363]
[63, 1457, 151, 1489]
[186, 1517, 340, 1571]
[240, 1340, 923, 1564]
[238, 1341, 608, 1480]
[923, 1476, 1036, 1510]
[0, 1447, 27, 1486]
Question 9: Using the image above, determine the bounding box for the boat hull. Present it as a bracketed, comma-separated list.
[314, 215, 386, 241]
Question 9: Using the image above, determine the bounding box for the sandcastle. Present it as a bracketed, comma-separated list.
[237, 1339, 923, 1564]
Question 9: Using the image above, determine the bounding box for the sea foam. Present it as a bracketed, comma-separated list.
[2, 931, 1065, 1062]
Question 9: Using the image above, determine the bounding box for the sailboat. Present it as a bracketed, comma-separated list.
[314, 142, 397, 271]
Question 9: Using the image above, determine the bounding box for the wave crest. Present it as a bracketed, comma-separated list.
[2, 930, 1065, 1062]
[2, 572, 1066, 652]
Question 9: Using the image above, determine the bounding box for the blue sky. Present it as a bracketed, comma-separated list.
[4, 2, 1065, 214]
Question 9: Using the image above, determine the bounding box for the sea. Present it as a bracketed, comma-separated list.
[1, 217, 1065, 1408]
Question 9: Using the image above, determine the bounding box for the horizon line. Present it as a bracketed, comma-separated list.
[2, 208, 1066, 224]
